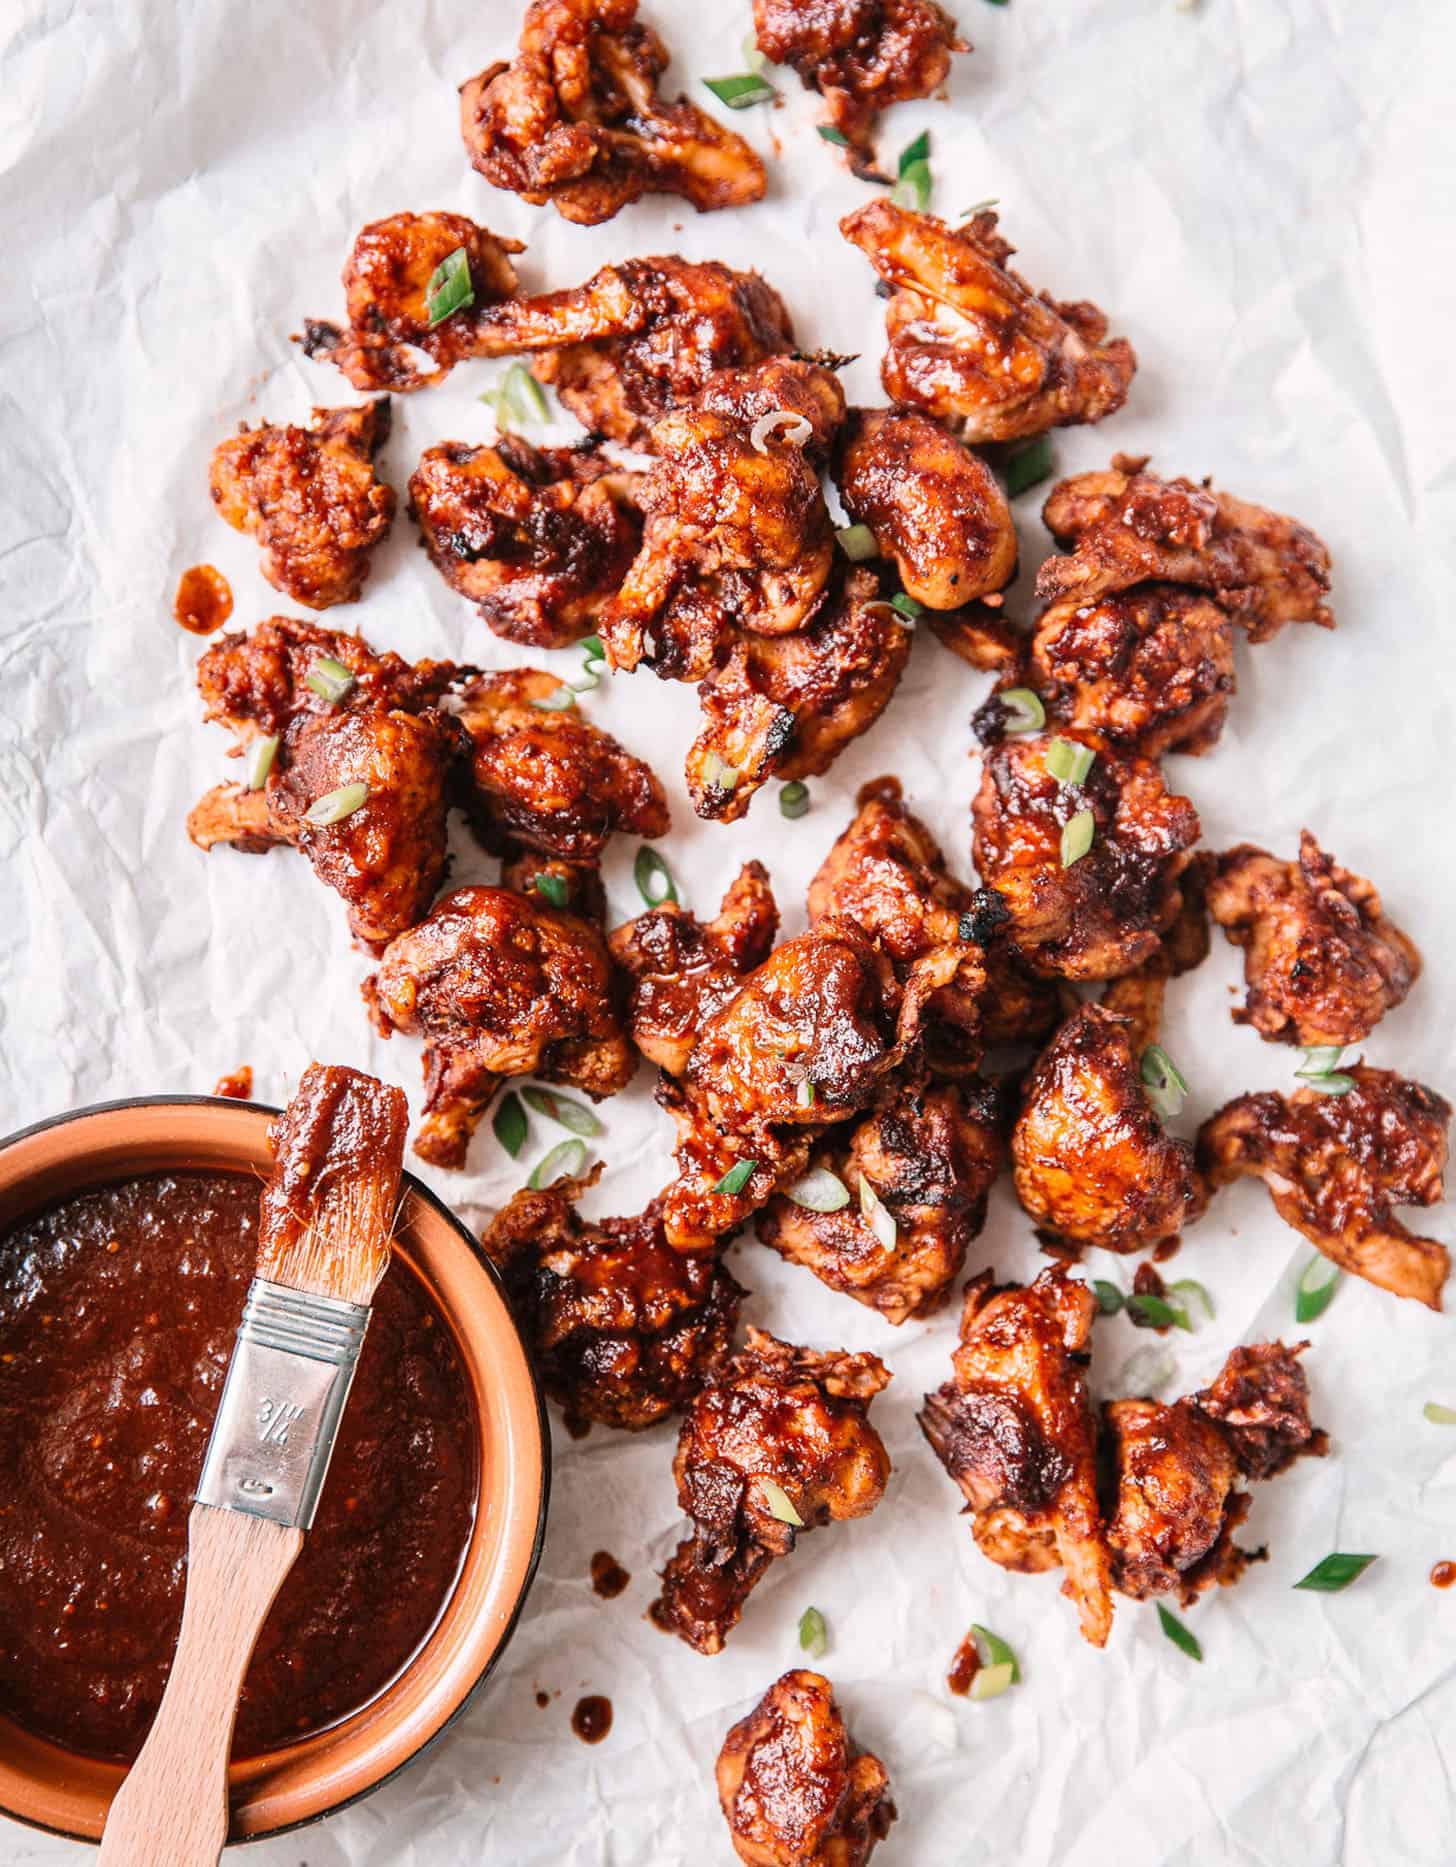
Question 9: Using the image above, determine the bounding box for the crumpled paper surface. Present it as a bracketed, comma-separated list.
[3, 0, 1455, 1859]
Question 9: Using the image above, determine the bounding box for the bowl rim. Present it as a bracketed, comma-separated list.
[0, 1092, 551, 1847]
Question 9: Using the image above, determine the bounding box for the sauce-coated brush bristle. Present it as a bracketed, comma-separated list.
[255, 1063, 408, 1305]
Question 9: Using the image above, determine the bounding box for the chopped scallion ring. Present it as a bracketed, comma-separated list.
[1170, 1278, 1215, 1322]
[1127, 1292, 1192, 1333]
[835, 522, 879, 561]
[305, 655, 356, 704]
[505, 362, 548, 421]
[971, 1624, 1021, 1683]
[1424, 1401, 1456, 1426]
[1045, 736, 1096, 785]
[1295, 1256, 1341, 1323]
[1296, 1045, 1344, 1077]
[579, 633, 605, 661]
[787, 1168, 850, 1212]
[425, 247, 474, 327]
[1293, 1552, 1379, 1593]
[492, 1092, 527, 1159]
[890, 132, 932, 212]
[760, 1479, 804, 1527]
[532, 873, 571, 909]
[999, 687, 1045, 734]
[303, 781, 368, 827]
[858, 1174, 898, 1251]
[704, 73, 776, 109]
[796, 1078, 816, 1109]
[961, 196, 1000, 217]
[530, 683, 577, 712]
[1060, 808, 1095, 867]
[798, 1605, 829, 1658]
[527, 1136, 590, 1190]
[714, 1159, 758, 1197]
[521, 1085, 605, 1137]
[889, 592, 923, 621]
[1156, 1604, 1202, 1661]
[245, 734, 279, 791]
[898, 130, 931, 171]
[1005, 435, 1054, 498]
[968, 1660, 1015, 1701]
[817, 125, 850, 146]
[700, 752, 740, 792]
[750, 409, 813, 452]
[1305, 1071, 1356, 1095]
[780, 781, 811, 819]
[634, 845, 678, 907]
[1140, 1044, 1190, 1120]
[1093, 1280, 1125, 1316]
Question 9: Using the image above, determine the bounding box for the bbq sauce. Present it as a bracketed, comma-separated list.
[572, 1695, 613, 1743]
[1432, 1561, 1456, 1590]
[590, 1551, 630, 1599]
[947, 1634, 982, 1697]
[173, 564, 233, 635]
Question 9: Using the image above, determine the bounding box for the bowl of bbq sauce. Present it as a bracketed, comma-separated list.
[0, 1094, 549, 1845]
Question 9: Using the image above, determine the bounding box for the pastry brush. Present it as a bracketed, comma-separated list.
[98, 1062, 408, 1867]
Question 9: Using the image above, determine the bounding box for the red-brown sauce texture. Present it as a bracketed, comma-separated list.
[1431, 1561, 1456, 1590]
[946, 1633, 982, 1696]
[173, 564, 234, 636]
[212, 1065, 254, 1100]
[590, 1551, 631, 1599]
[572, 1694, 613, 1744]
[0, 1171, 476, 1761]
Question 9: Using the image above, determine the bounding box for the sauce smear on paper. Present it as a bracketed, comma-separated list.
[572, 1695, 613, 1743]
[174, 564, 233, 635]
[591, 1551, 630, 1599]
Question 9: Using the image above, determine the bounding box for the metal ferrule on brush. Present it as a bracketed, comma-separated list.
[195, 1278, 372, 1531]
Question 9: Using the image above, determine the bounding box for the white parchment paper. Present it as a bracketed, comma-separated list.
[3, 0, 1455, 1860]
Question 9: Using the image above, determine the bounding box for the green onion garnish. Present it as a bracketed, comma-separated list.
[1295, 1257, 1341, 1323]
[530, 683, 577, 713]
[1140, 1044, 1190, 1120]
[527, 1137, 589, 1190]
[714, 1159, 758, 1197]
[760, 1479, 804, 1527]
[742, 33, 767, 73]
[890, 131, 932, 212]
[634, 846, 678, 907]
[425, 247, 474, 327]
[704, 73, 775, 109]
[1294, 1552, 1379, 1593]
[580, 633, 605, 660]
[1295, 1046, 1355, 1095]
[493, 1091, 527, 1159]
[1305, 1071, 1356, 1095]
[1045, 736, 1096, 785]
[305, 655, 356, 704]
[1424, 1401, 1456, 1426]
[303, 781, 368, 827]
[1093, 1280, 1125, 1315]
[858, 1174, 897, 1251]
[787, 1168, 850, 1212]
[700, 752, 740, 793]
[890, 592, 923, 622]
[532, 873, 571, 908]
[961, 196, 1000, 217]
[999, 687, 1046, 734]
[969, 1661, 1015, 1701]
[246, 734, 279, 791]
[796, 1078, 816, 1109]
[1005, 435, 1055, 499]
[835, 522, 879, 561]
[482, 362, 549, 432]
[798, 1605, 829, 1658]
[521, 1086, 605, 1138]
[1156, 1604, 1203, 1661]
[971, 1624, 1021, 1684]
[899, 130, 931, 170]
[1170, 1278, 1215, 1322]
[780, 781, 811, 820]
[1128, 1293, 1192, 1333]
[818, 125, 850, 147]
[1060, 809, 1095, 867]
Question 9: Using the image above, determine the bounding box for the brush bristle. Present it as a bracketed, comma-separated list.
[256, 1064, 408, 1305]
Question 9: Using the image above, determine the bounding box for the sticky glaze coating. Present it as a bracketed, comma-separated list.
[716, 1669, 896, 1866]
[302, 210, 523, 393]
[834, 407, 1017, 611]
[971, 732, 1201, 980]
[1011, 1003, 1207, 1252]
[651, 1330, 891, 1654]
[459, 0, 766, 225]
[410, 437, 643, 649]
[1198, 1067, 1452, 1309]
[1206, 831, 1421, 1047]
[840, 203, 1136, 441]
[481, 1171, 743, 1433]
[209, 400, 395, 610]
[0, 1173, 474, 1762]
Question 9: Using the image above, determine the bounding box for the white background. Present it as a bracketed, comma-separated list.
[3, 0, 1455, 1860]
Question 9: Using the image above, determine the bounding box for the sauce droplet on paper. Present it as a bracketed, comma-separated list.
[1431, 1561, 1455, 1590]
[572, 1695, 612, 1744]
[174, 564, 233, 635]
[590, 1551, 630, 1599]
[212, 1066, 253, 1100]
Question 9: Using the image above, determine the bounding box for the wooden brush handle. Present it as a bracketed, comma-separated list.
[98, 1505, 304, 1867]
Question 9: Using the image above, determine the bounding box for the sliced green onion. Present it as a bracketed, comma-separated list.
[305, 655, 356, 704]
[1293, 1552, 1379, 1593]
[425, 247, 474, 327]
[968, 1660, 1015, 1701]
[780, 780, 811, 819]
[634, 845, 678, 907]
[1140, 1044, 1190, 1120]
[527, 1137, 589, 1190]
[580, 633, 605, 661]
[700, 752, 740, 793]
[530, 683, 577, 712]
[817, 125, 850, 147]
[1156, 1604, 1202, 1661]
[1296, 1046, 1344, 1078]
[493, 1091, 527, 1159]
[890, 592, 923, 622]
[1295, 1257, 1341, 1324]
[570, 665, 600, 694]
[1060, 809, 1095, 867]
[521, 1085, 605, 1138]
[798, 1605, 829, 1658]
[483, 362, 549, 432]
[999, 687, 1045, 734]
[714, 1159, 758, 1197]
[961, 196, 1000, 217]
[1305, 1072, 1356, 1096]
[898, 130, 931, 172]
[1093, 1280, 1125, 1316]
[1424, 1401, 1456, 1426]
[742, 33, 767, 73]
[532, 872, 571, 908]
[1128, 1293, 1192, 1333]
[971, 1625, 1021, 1684]
[303, 781, 369, 827]
[704, 73, 776, 109]
[245, 734, 279, 791]
[858, 1174, 898, 1252]
[760, 1479, 804, 1527]
[1170, 1278, 1215, 1322]
[787, 1168, 850, 1213]
[1005, 435, 1055, 499]
[891, 133, 932, 212]
[1045, 736, 1096, 785]
[796, 1078, 816, 1109]
[835, 522, 879, 561]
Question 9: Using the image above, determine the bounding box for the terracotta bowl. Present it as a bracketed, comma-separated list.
[0, 1095, 549, 1845]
